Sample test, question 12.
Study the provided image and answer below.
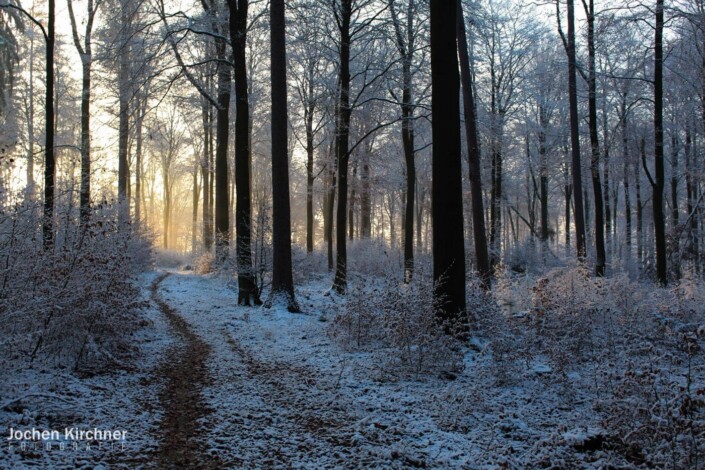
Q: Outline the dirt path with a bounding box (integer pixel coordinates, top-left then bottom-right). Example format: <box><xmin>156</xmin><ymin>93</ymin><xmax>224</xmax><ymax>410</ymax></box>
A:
<box><xmin>150</xmin><ymin>273</ymin><xmax>221</xmax><ymax>468</ymax></box>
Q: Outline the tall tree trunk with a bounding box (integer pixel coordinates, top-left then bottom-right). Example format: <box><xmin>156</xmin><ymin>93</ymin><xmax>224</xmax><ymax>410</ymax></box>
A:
<box><xmin>457</xmin><ymin>0</ymin><xmax>490</xmax><ymax>288</ymax></box>
<box><xmin>134</xmin><ymin>92</ymin><xmax>146</xmax><ymax>223</ymax></box>
<box><xmin>42</xmin><ymin>0</ymin><xmax>56</xmax><ymax>250</ymax></box>
<box><xmin>391</xmin><ymin>0</ymin><xmax>417</xmax><ymax>283</ymax></box>
<box><xmin>622</xmin><ymin>96</ymin><xmax>632</xmax><ymax>255</ymax></box>
<box><xmin>229</xmin><ymin>0</ymin><xmax>260</xmax><ymax>304</ymax></box>
<box><xmin>192</xmin><ymin>160</ymin><xmax>199</xmax><ymax>253</ymax></box>
<box><xmin>26</xmin><ymin>32</ymin><xmax>35</xmax><ymax>196</ymax></box>
<box><xmin>268</xmin><ymin>0</ymin><xmax>299</xmax><ymax>311</ymax></box>
<box><xmin>562</xmin><ymin>0</ymin><xmax>587</xmax><ymax>260</ymax></box>
<box><xmin>670</xmin><ymin>130</ymin><xmax>680</xmax><ymax>278</ymax></box>
<box><xmin>305</xmin><ymin>69</ymin><xmax>315</xmax><ymax>253</ymax></box>
<box><xmin>202</xmin><ymin>98</ymin><xmax>214</xmax><ymax>251</ymax></box>
<box><xmin>685</xmin><ymin>128</ymin><xmax>698</xmax><ymax>267</ymax></box>
<box><xmin>653</xmin><ymin>0</ymin><xmax>667</xmax><ymax>285</ymax></box>
<box><xmin>214</xmin><ymin>37</ymin><xmax>231</xmax><ymax>261</ymax></box>
<box><xmin>78</xmin><ymin>60</ymin><xmax>91</xmax><ymax>223</ymax></box>
<box><xmin>68</xmin><ymin>0</ymin><xmax>97</xmax><ymax>225</ymax></box>
<box><xmin>332</xmin><ymin>0</ymin><xmax>352</xmax><ymax>295</ymax></box>
<box><xmin>348</xmin><ymin>164</ymin><xmax>356</xmax><ymax>241</ymax></box>
<box><xmin>584</xmin><ymin>0</ymin><xmax>606</xmax><ymax>276</ymax></box>
<box><xmin>360</xmin><ymin>152</ymin><xmax>371</xmax><ymax>237</ymax></box>
<box><xmin>637</xmin><ymin>138</ymin><xmax>645</xmax><ymax>266</ymax></box>
<box><xmin>431</xmin><ymin>0</ymin><xmax>466</xmax><ymax>332</ymax></box>
<box><xmin>117</xmin><ymin>0</ymin><xmax>130</xmax><ymax>227</ymax></box>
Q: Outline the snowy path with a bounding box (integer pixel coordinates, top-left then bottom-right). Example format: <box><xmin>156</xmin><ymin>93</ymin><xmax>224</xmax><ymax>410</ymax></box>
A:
<box><xmin>151</xmin><ymin>271</ymin><xmax>595</xmax><ymax>468</ymax></box>
<box><xmin>154</xmin><ymin>272</ymin><xmax>400</xmax><ymax>467</ymax></box>
<box><xmin>149</xmin><ymin>273</ymin><xmax>221</xmax><ymax>468</ymax></box>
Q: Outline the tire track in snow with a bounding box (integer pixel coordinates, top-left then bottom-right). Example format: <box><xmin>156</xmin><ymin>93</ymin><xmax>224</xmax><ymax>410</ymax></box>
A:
<box><xmin>150</xmin><ymin>273</ymin><xmax>221</xmax><ymax>468</ymax></box>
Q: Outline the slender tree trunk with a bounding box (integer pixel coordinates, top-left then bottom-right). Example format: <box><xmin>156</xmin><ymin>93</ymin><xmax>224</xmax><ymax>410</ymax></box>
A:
<box><xmin>305</xmin><ymin>72</ymin><xmax>315</xmax><ymax>253</ymax></box>
<box><xmin>585</xmin><ymin>0</ymin><xmax>606</xmax><ymax>276</ymax></box>
<box><xmin>457</xmin><ymin>0</ymin><xmax>490</xmax><ymax>288</ymax></box>
<box><xmin>202</xmin><ymin>98</ymin><xmax>214</xmax><ymax>251</ymax></box>
<box><xmin>653</xmin><ymin>0</ymin><xmax>667</xmax><ymax>285</ymax></box>
<box><xmin>78</xmin><ymin>61</ymin><xmax>91</xmax><ymax>223</ymax></box>
<box><xmin>564</xmin><ymin>0</ymin><xmax>587</xmax><ymax>260</ymax></box>
<box><xmin>268</xmin><ymin>0</ymin><xmax>299</xmax><ymax>311</ymax></box>
<box><xmin>214</xmin><ymin>37</ymin><xmax>231</xmax><ymax>261</ymax></box>
<box><xmin>685</xmin><ymin>128</ymin><xmax>698</xmax><ymax>267</ymax></box>
<box><xmin>26</xmin><ymin>33</ymin><xmax>35</xmax><ymax>196</ymax></box>
<box><xmin>42</xmin><ymin>0</ymin><xmax>56</xmax><ymax>250</ymax></box>
<box><xmin>360</xmin><ymin>153</ymin><xmax>371</xmax><ymax>238</ymax></box>
<box><xmin>671</xmin><ymin>130</ymin><xmax>680</xmax><ymax>278</ymax></box>
<box><xmin>431</xmin><ymin>0</ymin><xmax>466</xmax><ymax>332</ymax></box>
<box><xmin>332</xmin><ymin>0</ymin><xmax>352</xmax><ymax>295</ymax></box>
<box><xmin>637</xmin><ymin>138</ymin><xmax>645</xmax><ymax>266</ymax></box>
<box><xmin>229</xmin><ymin>0</ymin><xmax>260</xmax><ymax>304</ymax></box>
<box><xmin>117</xmin><ymin>0</ymin><xmax>130</xmax><ymax>227</ymax></box>
<box><xmin>192</xmin><ymin>160</ymin><xmax>199</xmax><ymax>253</ymax></box>
<box><xmin>134</xmin><ymin>97</ymin><xmax>145</xmax><ymax>223</ymax></box>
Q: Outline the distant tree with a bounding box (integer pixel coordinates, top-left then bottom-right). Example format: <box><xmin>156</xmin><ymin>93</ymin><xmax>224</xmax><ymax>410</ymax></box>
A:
<box><xmin>67</xmin><ymin>0</ymin><xmax>102</xmax><ymax>224</ymax></box>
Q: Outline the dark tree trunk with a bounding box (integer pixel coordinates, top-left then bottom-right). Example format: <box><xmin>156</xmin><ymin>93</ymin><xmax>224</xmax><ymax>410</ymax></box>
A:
<box><xmin>670</xmin><ymin>131</ymin><xmax>680</xmax><ymax>278</ymax></box>
<box><xmin>305</xmin><ymin>68</ymin><xmax>315</xmax><ymax>253</ymax></box>
<box><xmin>348</xmin><ymin>164</ymin><xmax>356</xmax><ymax>241</ymax></box>
<box><xmin>79</xmin><ymin>61</ymin><xmax>91</xmax><ymax>224</ymax></box>
<box><xmin>621</xmin><ymin>97</ymin><xmax>632</xmax><ymax>253</ymax></box>
<box><xmin>431</xmin><ymin>0</ymin><xmax>466</xmax><ymax>332</ymax></box>
<box><xmin>214</xmin><ymin>38</ymin><xmax>231</xmax><ymax>261</ymax></box>
<box><xmin>637</xmin><ymin>138</ymin><xmax>645</xmax><ymax>266</ymax></box>
<box><xmin>192</xmin><ymin>161</ymin><xmax>199</xmax><ymax>252</ymax></box>
<box><xmin>202</xmin><ymin>98</ymin><xmax>214</xmax><ymax>251</ymax></box>
<box><xmin>584</xmin><ymin>0</ymin><xmax>606</xmax><ymax>276</ymax></box>
<box><xmin>332</xmin><ymin>0</ymin><xmax>352</xmax><ymax>295</ymax></box>
<box><xmin>564</xmin><ymin>0</ymin><xmax>587</xmax><ymax>261</ymax></box>
<box><xmin>391</xmin><ymin>0</ymin><xmax>417</xmax><ymax>283</ymax></box>
<box><xmin>229</xmin><ymin>0</ymin><xmax>260</xmax><ymax>304</ymax></box>
<box><xmin>653</xmin><ymin>0</ymin><xmax>667</xmax><ymax>285</ymax></box>
<box><xmin>457</xmin><ymin>0</ymin><xmax>490</xmax><ymax>289</ymax></box>
<box><xmin>134</xmin><ymin>95</ymin><xmax>146</xmax><ymax>223</ymax></box>
<box><xmin>42</xmin><ymin>0</ymin><xmax>56</xmax><ymax>250</ymax></box>
<box><xmin>360</xmin><ymin>153</ymin><xmax>371</xmax><ymax>238</ymax></box>
<box><xmin>685</xmin><ymin>128</ymin><xmax>698</xmax><ymax>266</ymax></box>
<box><xmin>117</xmin><ymin>2</ymin><xmax>130</xmax><ymax>227</ymax></box>
<box><xmin>268</xmin><ymin>0</ymin><xmax>299</xmax><ymax>312</ymax></box>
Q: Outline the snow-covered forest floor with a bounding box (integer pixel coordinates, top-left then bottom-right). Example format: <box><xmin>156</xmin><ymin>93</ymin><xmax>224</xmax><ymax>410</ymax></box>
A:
<box><xmin>2</xmin><ymin>257</ymin><xmax>704</xmax><ymax>468</ymax></box>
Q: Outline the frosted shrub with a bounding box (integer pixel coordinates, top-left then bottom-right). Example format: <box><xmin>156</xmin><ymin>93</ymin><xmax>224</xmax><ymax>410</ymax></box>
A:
<box><xmin>329</xmin><ymin>271</ymin><xmax>464</xmax><ymax>379</ymax></box>
<box><xmin>0</xmin><ymin>200</ymin><xmax>151</xmax><ymax>371</ymax></box>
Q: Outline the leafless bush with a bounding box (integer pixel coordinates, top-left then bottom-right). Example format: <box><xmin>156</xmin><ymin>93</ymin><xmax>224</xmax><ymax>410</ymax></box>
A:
<box><xmin>488</xmin><ymin>266</ymin><xmax>705</xmax><ymax>466</ymax></box>
<box><xmin>194</xmin><ymin>252</ymin><xmax>216</xmax><ymax>274</ymax></box>
<box><xmin>329</xmin><ymin>268</ymin><xmax>465</xmax><ymax>379</ymax></box>
<box><xmin>0</xmin><ymin>199</ymin><xmax>152</xmax><ymax>372</ymax></box>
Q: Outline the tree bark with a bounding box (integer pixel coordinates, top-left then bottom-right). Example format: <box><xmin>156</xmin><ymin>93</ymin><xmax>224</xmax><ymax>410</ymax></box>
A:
<box><xmin>653</xmin><ymin>0</ymin><xmax>667</xmax><ymax>284</ymax></box>
<box><xmin>457</xmin><ymin>0</ymin><xmax>490</xmax><ymax>289</ymax></box>
<box><xmin>228</xmin><ymin>0</ymin><xmax>260</xmax><ymax>304</ymax></box>
<box><xmin>431</xmin><ymin>0</ymin><xmax>466</xmax><ymax>332</ymax></box>
<box><xmin>268</xmin><ymin>0</ymin><xmax>299</xmax><ymax>311</ymax></box>
<box><xmin>42</xmin><ymin>0</ymin><xmax>56</xmax><ymax>250</ymax></box>
<box><xmin>332</xmin><ymin>0</ymin><xmax>352</xmax><ymax>295</ymax></box>
<box><xmin>563</xmin><ymin>0</ymin><xmax>587</xmax><ymax>261</ymax></box>
<box><xmin>584</xmin><ymin>0</ymin><xmax>606</xmax><ymax>276</ymax></box>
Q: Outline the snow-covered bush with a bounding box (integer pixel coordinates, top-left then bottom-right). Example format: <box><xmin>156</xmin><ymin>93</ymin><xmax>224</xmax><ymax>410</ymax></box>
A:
<box><xmin>0</xmin><ymin>199</ymin><xmax>151</xmax><ymax>371</ymax></box>
<box><xmin>329</xmin><ymin>270</ymin><xmax>464</xmax><ymax>379</ymax></box>
<box><xmin>487</xmin><ymin>266</ymin><xmax>705</xmax><ymax>466</ymax></box>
